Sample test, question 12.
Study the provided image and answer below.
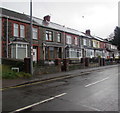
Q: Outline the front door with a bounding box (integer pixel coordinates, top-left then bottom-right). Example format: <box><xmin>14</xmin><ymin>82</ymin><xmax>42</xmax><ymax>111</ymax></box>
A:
<box><xmin>33</xmin><ymin>48</ymin><xmax>37</xmax><ymax>62</ymax></box>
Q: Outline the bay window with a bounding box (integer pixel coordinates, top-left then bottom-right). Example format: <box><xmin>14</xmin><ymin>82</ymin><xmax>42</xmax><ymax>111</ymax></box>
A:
<box><xmin>45</xmin><ymin>47</ymin><xmax>54</xmax><ymax>60</ymax></box>
<box><xmin>68</xmin><ymin>48</ymin><xmax>81</xmax><ymax>58</ymax></box>
<box><xmin>11</xmin><ymin>43</ymin><xmax>28</xmax><ymax>60</ymax></box>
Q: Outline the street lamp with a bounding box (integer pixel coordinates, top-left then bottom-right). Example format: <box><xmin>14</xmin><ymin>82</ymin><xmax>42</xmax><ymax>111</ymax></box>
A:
<box><xmin>63</xmin><ymin>25</ymin><xmax>66</xmax><ymax>59</ymax></box>
<box><xmin>30</xmin><ymin>0</ymin><xmax>33</xmax><ymax>75</ymax></box>
<box><xmin>6</xmin><ymin>16</ymin><xmax>9</xmax><ymax>58</ymax></box>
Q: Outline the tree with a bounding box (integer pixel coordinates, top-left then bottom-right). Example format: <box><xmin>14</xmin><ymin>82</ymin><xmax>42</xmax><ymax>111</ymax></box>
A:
<box><xmin>110</xmin><ymin>26</ymin><xmax>120</xmax><ymax>50</ymax></box>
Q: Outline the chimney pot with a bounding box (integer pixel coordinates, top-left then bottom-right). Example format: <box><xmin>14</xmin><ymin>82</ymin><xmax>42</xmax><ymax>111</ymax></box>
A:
<box><xmin>85</xmin><ymin>29</ymin><xmax>91</xmax><ymax>35</ymax></box>
<box><xmin>43</xmin><ymin>15</ymin><xmax>50</xmax><ymax>22</ymax></box>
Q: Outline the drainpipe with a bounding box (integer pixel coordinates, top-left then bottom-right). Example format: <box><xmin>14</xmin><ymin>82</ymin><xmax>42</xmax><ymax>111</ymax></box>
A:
<box><xmin>6</xmin><ymin>16</ymin><xmax>9</xmax><ymax>58</ymax></box>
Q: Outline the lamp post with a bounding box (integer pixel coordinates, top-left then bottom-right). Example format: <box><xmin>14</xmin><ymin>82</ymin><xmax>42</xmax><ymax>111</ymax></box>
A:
<box><xmin>63</xmin><ymin>25</ymin><xmax>66</xmax><ymax>59</ymax></box>
<box><xmin>6</xmin><ymin>16</ymin><xmax>9</xmax><ymax>58</ymax></box>
<box><xmin>30</xmin><ymin>0</ymin><xmax>33</xmax><ymax>75</ymax></box>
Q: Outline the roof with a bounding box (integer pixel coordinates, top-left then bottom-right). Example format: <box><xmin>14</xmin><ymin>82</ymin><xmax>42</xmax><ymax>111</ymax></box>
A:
<box><xmin>33</xmin><ymin>17</ymin><xmax>84</xmax><ymax>36</ymax></box>
<box><xmin>80</xmin><ymin>32</ymin><xmax>93</xmax><ymax>39</ymax></box>
<box><xmin>1</xmin><ymin>8</ymin><xmax>30</xmax><ymax>21</ymax></box>
<box><xmin>1</xmin><ymin>7</ymin><xmax>108</xmax><ymax>42</ymax></box>
<box><xmin>0</xmin><ymin>7</ymin><xmax>37</xmax><ymax>24</ymax></box>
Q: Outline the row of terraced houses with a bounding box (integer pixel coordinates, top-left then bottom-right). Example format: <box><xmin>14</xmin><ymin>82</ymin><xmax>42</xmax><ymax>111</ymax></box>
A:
<box><xmin>1</xmin><ymin>8</ymin><xmax>119</xmax><ymax>64</ymax></box>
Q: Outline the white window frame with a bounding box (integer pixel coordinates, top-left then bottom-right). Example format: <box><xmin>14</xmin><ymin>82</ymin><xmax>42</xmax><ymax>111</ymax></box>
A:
<box><xmin>66</xmin><ymin>35</ymin><xmax>72</xmax><ymax>44</ymax></box>
<box><xmin>89</xmin><ymin>40</ymin><xmax>91</xmax><ymax>47</ymax></box>
<box><xmin>83</xmin><ymin>38</ymin><xmax>87</xmax><ymax>46</ymax></box>
<box><xmin>20</xmin><ymin>25</ymin><xmax>25</xmax><ymax>38</ymax></box>
<box><xmin>14</xmin><ymin>23</ymin><xmax>19</xmax><ymax>37</ymax></box>
<box><xmin>75</xmin><ymin>37</ymin><xmax>78</xmax><ymax>45</ymax></box>
<box><xmin>11</xmin><ymin>43</ymin><xmax>28</xmax><ymax>59</ymax></box>
<box><xmin>57</xmin><ymin>33</ymin><xmax>61</xmax><ymax>43</ymax></box>
<box><xmin>46</xmin><ymin>30</ymin><xmax>53</xmax><ymax>41</ymax></box>
<box><xmin>33</xmin><ymin>27</ymin><xmax>38</xmax><ymax>39</ymax></box>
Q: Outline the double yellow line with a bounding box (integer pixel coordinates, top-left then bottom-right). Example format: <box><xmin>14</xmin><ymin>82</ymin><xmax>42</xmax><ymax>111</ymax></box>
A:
<box><xmin>0</xmin><ymin>72</ymin><xmax>91</xmax><ymax>91</ymax></box>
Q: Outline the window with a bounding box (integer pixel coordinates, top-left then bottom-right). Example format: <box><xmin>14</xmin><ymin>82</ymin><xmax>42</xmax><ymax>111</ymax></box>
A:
<box><xmin>74</xmin><ymin>37</ymin><xmax>78</xmax><ymax>45</ymax></box>
<box><xmin>33</xmin><ymin>28</ymin><xmax>38</xmax><ymax>39</ymax></box>
<box><xmin>66</xmin><ymin>35</ymin><xmax>72</xmax><ymax>44</ymax></box>
<box><xmin>93</xmin><ymin>40</ymin><xmax>96</xmax><ymax>47</ymax></box>
<box><xmin>86</xmin><ymin>49</ymin><xmax>94</xmax><ymax>58</ymax></box>
<box><xmin>46</xmin><ymin>31</ymin><xmax>53</xmax><ymax>41</ymax></box>
<box><xmin>89</xmin><ymin>40</ymin><xmax>91</xmax><ymax>47</ymax></box>
<box><xmin>49</xmin><ymin>47</ymin><xmax>54</xmax><ymax>59</ymax></box>
<box><xmin>14</xmin><ymin>23</ymin><xmax>18</xmax><ymax>37</ymax></box>
<box><xmin>20</xmin><ymin>25</ymin><xmax>25</xmax><ymax>38</ymax></box>
<box><xmin>57</xmin><ymin>33</ymin><xmax>61</xmax><ymax>43</ymax></box>
<box><xmin>68</xmin><ymin>48</ymin><xmax>81</xmax><ymax>58</ymax></box>
<box><xmin>11</xmin><ymin>43</ymin><xmax>28</xmax><ymax>59</ymax></box>
<box><xmin>45</xmin><ymin>47</ymin><xmax>54</xmax><ymax>60</ymax></box>
<box><xmin>83</xmin><ymin>38</ymin><xmax>87</xmax><ymax>46</ymax></box>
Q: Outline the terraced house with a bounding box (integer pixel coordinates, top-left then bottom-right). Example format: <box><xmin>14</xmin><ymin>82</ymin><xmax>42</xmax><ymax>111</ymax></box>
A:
<box><xmin>1</xmin><ymin>8</ymin><xmax>118</xmax><ymax>64</ymax></box>
<box><xmin>33</xmin><ymin>16</ymin><xmax>83</xmax><ymax>62</ymax></box>
<box><xmin>1</xmin><ymin>8</ymin><xmax>40</xmax><ymax>62</ymax></box>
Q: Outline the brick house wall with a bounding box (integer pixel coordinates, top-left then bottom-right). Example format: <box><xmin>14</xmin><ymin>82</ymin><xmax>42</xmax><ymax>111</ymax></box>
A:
<box><xmin>2</xmin><ymin>17</ymin><xmax>40</xmax><ymax>62</ymax></box>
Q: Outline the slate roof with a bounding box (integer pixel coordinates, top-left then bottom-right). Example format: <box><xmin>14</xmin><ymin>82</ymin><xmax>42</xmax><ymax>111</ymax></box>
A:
<box><xmin>1</xmin><ymin>7</ymin><xmax>107</xmax><ymax>42</ymax></box>
<box><xmin>33</xmin><ymin>17</ymin><xmax>84</xmax><ymax>36</ymax></box>
<box><xmin>1</xmin><ymin>8</ymin><xmax>29</xmax><ymax>20</ymax></box>
<box><xmin>0</xmin><ymin>7</ymin><xmax>37</xmax><ymax>24</ymax></box>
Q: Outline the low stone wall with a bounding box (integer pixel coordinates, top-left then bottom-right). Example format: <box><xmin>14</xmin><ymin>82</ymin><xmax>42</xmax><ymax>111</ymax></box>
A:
<box><xmin>33</xmin><ymin>65</ymin><xmax>61</xmax><ymax>75</ymax></box>
<box><xmin>89</xmin><ymin>63</ymin><xmax>99</xmax><ymax>68</ymax></box>
<box><xmin>69</xmin><ymin>63</ymin><xmax>84</xmax><ymax>71</ymax></box>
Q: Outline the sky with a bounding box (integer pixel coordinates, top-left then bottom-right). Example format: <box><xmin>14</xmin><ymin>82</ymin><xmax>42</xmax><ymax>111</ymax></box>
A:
<box><xmin>0</xmin><ymin>0</ymin><xmax>119</xmax><ymax>39</ymax></box>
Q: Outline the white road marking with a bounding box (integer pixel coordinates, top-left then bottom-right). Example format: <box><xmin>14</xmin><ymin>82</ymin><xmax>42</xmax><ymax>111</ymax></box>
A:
<box><xmin>85</xmin><ymin>77</ymin><xmax>109</xmax><ymax>88</ymax></box>
<box><xmin>81</xmin><ymin>104</ymin><xmax>101</xmax><ymax>111</ymax></box>
<box><xmin>12</xmin><ymin>93</ymin><xmax>67</xmax><ymax>113</ymax></box>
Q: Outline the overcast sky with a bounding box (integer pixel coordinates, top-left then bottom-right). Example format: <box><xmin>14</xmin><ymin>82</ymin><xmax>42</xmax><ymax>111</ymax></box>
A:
<box><xmin>0</xmin><ymin>0</ymin><xmax>119</xmax><ymax>38</ymax></box>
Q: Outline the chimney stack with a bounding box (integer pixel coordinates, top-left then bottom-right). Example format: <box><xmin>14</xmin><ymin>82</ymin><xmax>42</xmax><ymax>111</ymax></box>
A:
<box><xmin>85</xmin><ymin>29</ymin><xmax>91</xmax><ymax>36</ymax></box>
<box><xmin>43</xmin><ymin>15</ymin><xmax>50</xmax><ymax>22</ymax></box>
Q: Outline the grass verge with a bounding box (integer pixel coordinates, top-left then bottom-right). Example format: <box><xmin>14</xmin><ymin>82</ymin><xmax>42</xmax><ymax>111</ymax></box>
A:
<box><xmin>1</xmin><ymin>65</ymin><xmax>31</xmax><ymax>79</ymax></box>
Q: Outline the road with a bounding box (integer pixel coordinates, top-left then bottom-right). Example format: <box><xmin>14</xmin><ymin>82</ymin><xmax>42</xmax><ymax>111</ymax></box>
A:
<box><xmin>2</xmin><ymin>65</ymin><xmax>118</xmax><ymax>112</ymax></box>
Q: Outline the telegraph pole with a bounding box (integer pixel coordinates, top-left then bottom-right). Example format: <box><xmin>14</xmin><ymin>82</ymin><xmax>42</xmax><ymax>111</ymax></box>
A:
<box><xmin>30</xmin><ymin>0</ymin><xmax>33</xmax><ymax>75</ymax></box>
<box><xmin>6</xmin><ymin>16</ymin><xmax>9</xmax><ymax>58</ymax></box>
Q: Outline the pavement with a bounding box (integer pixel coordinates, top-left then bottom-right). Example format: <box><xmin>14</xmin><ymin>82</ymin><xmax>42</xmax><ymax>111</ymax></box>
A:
<box><xmin>2</xmin><ymin>64</ymin><xmax>119</xmax><ymax>89</ymax></box>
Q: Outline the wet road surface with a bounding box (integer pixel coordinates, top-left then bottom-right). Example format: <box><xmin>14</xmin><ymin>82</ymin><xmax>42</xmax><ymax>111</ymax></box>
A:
<box><xmin>2</xmin><ymin>65</ymin><xmax>118</xmax><ymax>112</ymax></box>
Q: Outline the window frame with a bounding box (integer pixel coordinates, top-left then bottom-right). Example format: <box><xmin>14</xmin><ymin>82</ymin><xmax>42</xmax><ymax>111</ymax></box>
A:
<box><xmin>11</xmin><ymin>43</ymin><xmax>28</xmax><ymax>59</ymax></box>
<box><xmin>13</xmin><ymin>23</ymin><xmax>19</xmax><ymax>37</ymax></box>
<box><xmin>46</xmin><ymin>30</ymin><xmax>53</xmax><ymax>41</ymax></box>
<box><xmin>33</xmin><ymin>27</ymin><xmax>38</xmax><ymax>39</ymax></box>
<box><xmin>57</xmin><ymin>33</ymin><xmax>61</xmax><ymax>43</ymax></box>
<box><xmin>20</xmin><ymin>25</ymin><xmax>25</xmax><ymax>38</ymax></box>
<box><xmin>74</xmin><ymin>37</ymin><xmax>78</xmax><ymax>45</ymax></box>
<box><xmin>66</xmin><ymin>35</ymin><xmax>72</xmax><ymax>44</ymax></box>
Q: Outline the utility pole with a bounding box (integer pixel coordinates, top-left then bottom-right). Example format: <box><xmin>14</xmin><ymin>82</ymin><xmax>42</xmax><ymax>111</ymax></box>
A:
<box><xmin>6</xmin><ymin>16</ymin><xmax>8</xmax><ymax>58</ymax></box>
<box><xmin>63</xmin><ymin>25</ymin><xmax>66</xmax><ymax>59</ymax></box>
<box><xmin>30</xmin><ymin>0</ymin><xmax>33</xmax><ymax>75</ymax></box>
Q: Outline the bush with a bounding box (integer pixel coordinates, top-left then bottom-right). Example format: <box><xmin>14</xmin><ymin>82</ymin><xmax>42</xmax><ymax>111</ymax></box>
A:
<box><xmin>2</xmin><ymin>58</ymin><xmax>24</xmax><ymax>71</ymax></box>
<box><xmin>2</xmin><ymin>65</ymin><xmax>32</xmax><ymax>79</ymax></box>
<box><xmin>2</xmin><ymin>65</ymin><xmax>17</xmax><ymax>79</ymax></box>
<box><xmin>16</xmin><ymin>72</ymin><xmax>32</xmax><ymax>78</ymax></box>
